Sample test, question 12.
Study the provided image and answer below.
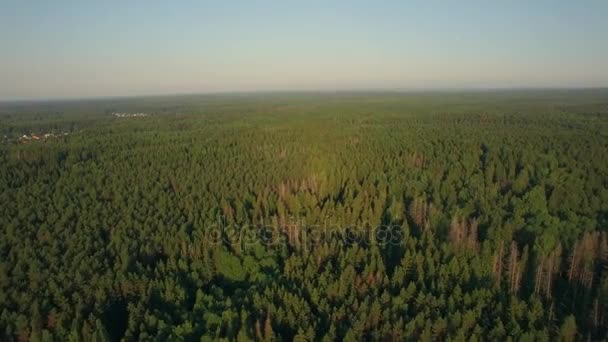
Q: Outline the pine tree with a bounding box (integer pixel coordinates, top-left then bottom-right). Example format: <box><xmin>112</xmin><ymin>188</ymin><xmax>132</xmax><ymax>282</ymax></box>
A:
<box><xmin>559</xmin><ymin>315</ymin><xmax>576</xmax><ymax>342</ymax></box>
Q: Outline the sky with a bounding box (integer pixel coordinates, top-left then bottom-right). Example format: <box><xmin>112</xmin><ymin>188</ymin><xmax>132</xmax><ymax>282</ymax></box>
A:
<box><xmin>1</xmin><ymin>0</ymin><xmax>607</xmax><ymax>100</ymax></box>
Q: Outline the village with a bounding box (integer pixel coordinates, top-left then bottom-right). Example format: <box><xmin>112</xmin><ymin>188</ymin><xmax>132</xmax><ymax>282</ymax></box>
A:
<box><xmin>12</xmin><ymin>132</ymin><xmax>70</xmax><ymax>144</ymax></box>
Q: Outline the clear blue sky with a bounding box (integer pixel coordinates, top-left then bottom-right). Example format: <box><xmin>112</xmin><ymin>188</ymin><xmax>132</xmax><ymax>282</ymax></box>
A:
<box><xmin>1</xmin><ymin>0</ymin><xmax>607</xmax><ymax>100</ymax></box>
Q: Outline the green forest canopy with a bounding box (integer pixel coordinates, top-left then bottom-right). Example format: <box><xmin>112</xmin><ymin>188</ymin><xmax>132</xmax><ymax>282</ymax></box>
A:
<box><xmin>0</xmin><ymin>90</ymin><xmax>607</xmax><ymax>341</ymax></box>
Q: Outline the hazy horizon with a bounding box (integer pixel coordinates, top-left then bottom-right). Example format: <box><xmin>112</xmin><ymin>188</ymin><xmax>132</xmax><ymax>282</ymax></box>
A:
<box><xmin>2</xmin><ymin>1</ymin><xmax>608</xmax><ymax>101</ymax></box>
<box><xmin>3</xmin><ymin>87</ymin><xmax>608</xmax><ymax>105</ymax></box>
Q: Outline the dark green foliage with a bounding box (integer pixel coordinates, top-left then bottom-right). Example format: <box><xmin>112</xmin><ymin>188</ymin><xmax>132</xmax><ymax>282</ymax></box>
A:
<box><xmin>0</xmin><ymin>91</ymin><xmax>607</xmax><ymax>340</ymax></box>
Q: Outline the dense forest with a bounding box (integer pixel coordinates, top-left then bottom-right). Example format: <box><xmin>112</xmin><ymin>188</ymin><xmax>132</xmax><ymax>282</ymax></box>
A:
<box><xmin>1</xmin><ymin>91</ymin><xmax>607</xmax><ymax>341</ymax></box>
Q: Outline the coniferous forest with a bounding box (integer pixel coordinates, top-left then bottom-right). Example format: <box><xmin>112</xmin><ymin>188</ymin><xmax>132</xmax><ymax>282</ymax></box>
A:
<box><xmin>1</xmin><ymin>91</ymin><xmax>607</xmax><ymax>341</ymax></box>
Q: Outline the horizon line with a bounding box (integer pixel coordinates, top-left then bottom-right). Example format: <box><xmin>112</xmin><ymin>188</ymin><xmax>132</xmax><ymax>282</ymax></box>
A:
<box><xmin>2</xmin><ymin>86</ymin><xmax>607</xmax><ymax>104</ymax></box>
